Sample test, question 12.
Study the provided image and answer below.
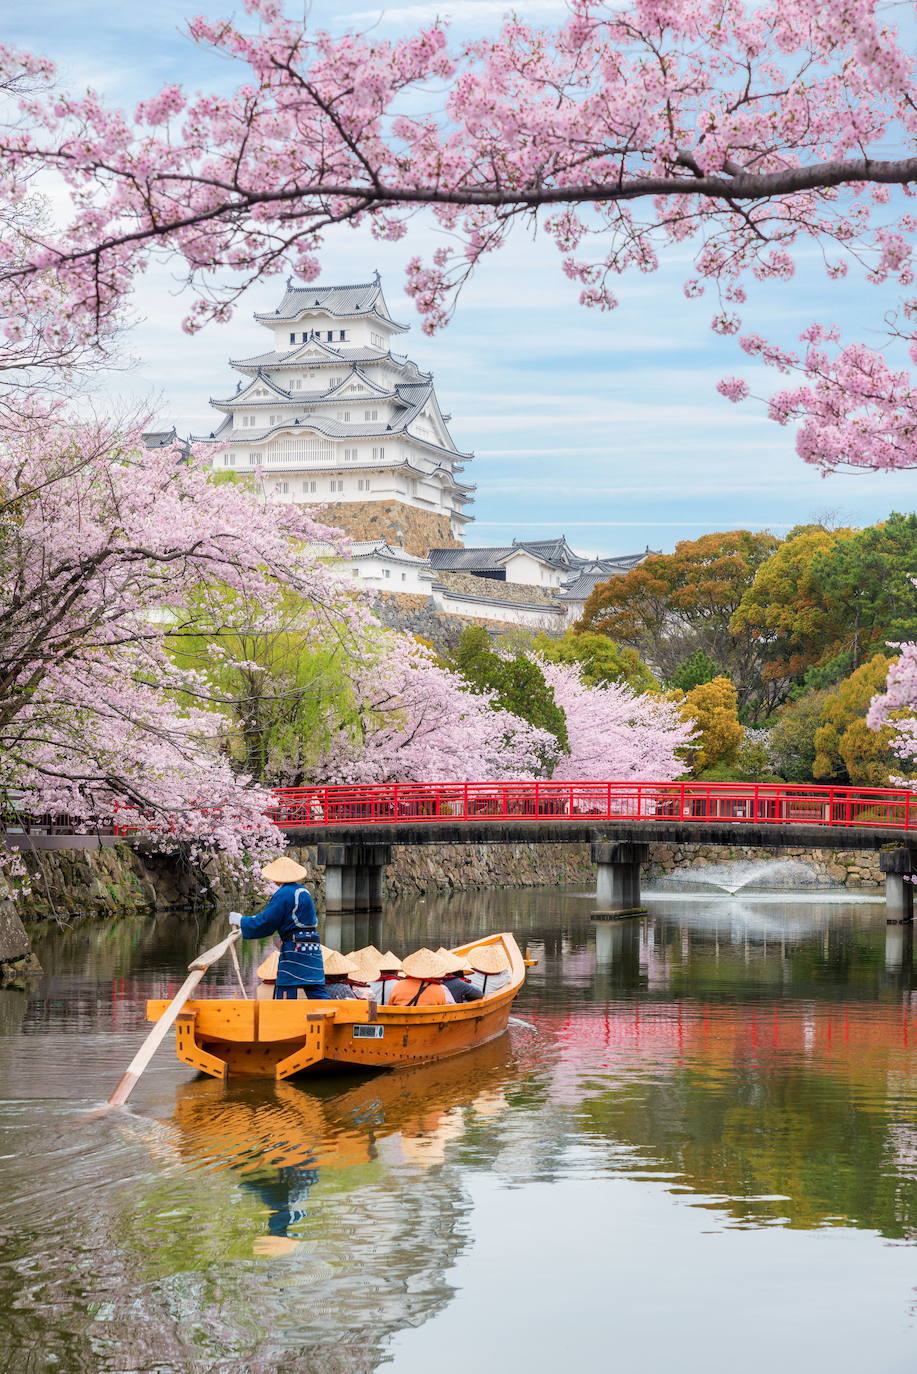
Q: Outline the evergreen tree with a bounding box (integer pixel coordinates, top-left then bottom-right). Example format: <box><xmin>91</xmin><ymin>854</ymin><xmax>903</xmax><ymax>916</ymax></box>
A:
<box><xmin>448</xmin><ymin>627</ymin><xmax>568</xmax><ymax>755</ymax></box>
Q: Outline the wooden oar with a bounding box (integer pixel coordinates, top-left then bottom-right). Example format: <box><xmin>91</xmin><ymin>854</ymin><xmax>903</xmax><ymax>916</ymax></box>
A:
<box><xmin>106</xmin><ymin>929</ymin><xmax>242</xmax><ymax>1110</ymax></box>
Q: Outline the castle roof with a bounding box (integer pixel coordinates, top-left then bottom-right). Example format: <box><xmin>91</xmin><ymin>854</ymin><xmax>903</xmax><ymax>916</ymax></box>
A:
<box><xmin>255</xmin><ymin>277</ymin><xmax>409</xmax><ymax>332</ymax></box>
<box><xmin>348</xmin><ymin>541</ymin><xmax>433</xmax><ymax>567</ymax></box>
<box><xmin>429</xmin><ymin>542</ymin><xmax>656</xmax><ymax>579</ymax></box>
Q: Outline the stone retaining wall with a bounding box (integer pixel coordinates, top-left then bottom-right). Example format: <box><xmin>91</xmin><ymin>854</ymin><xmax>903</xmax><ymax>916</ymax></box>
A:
<box><xmin>646</xmin><ymin>841</ymin><xmax>883</xmax><ymax>888</ymax></box>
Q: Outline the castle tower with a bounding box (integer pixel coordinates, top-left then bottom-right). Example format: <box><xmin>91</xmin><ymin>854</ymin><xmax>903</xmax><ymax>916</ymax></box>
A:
<box><xmin>195</xmin><ymin>274</ymin><xmax>474</xmax><ymax>554</ymax></box>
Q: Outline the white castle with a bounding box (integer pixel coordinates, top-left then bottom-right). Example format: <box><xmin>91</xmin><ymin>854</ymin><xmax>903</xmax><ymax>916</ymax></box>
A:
<box><xmin>194</xmin><ymin>273</ymin><xmax>473</xmax><ymax>551</ymax></box>
<box><xmin>148</xmin><ymin>272</ymin><xmax>657</xmax><ymax>629</ymax></box>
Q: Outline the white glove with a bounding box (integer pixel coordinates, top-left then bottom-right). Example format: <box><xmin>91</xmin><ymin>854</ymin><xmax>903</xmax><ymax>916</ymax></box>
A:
<box><xmin>228</xmin><ymin>911</ymin><xmax>243</xmax><ymax>928</ymax></box>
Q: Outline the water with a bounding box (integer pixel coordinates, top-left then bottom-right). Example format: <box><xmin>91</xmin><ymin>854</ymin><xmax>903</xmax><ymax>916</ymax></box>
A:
<box><xmin>2</xmin><ymin>888</ymin><xmax>917</xmax><ymax>1373</ymax></box>
<box><xmin>658</xmin><ymin>856</ymin><xmax>825</xmax><ymax>893</ymax></box>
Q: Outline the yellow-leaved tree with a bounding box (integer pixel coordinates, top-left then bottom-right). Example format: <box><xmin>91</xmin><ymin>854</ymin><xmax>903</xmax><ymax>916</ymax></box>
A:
<box><xmin>669</xmin><ymin>676</ymin><xmax>744</xmax><ymax>776</ymax></box>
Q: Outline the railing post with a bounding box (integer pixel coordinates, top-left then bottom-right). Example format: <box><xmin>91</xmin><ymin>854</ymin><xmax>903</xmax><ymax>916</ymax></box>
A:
<box><xmin>463</xmin><ymin>782</ymin><xmax>468</xmax><ymax>819</ymax></box>
<box><xmin>752</xmin><ymin>785</ymin><xmax>759</xmax><ymax>823</ymax></box>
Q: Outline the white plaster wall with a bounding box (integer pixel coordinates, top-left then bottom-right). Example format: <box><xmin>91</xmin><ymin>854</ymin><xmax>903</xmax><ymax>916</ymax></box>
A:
<box><xmin>431</xmin><ymin>589</ymin><xmax>565</xmax><ymax>629</ymax></box>
<box><xmin>346</xmin><ymin>557</ymin><xmax>433</xmax><ymax>593</ymax></box>
<box><xmin>501</xmin><ymin>551</ymin><xmax>562</xmax><ymax>587</ymax></box>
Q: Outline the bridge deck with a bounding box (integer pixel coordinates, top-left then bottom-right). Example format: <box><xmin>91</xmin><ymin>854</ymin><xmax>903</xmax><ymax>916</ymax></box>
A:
<box><xmin>284</xmin><ymin>819</ymin><xmax>912</xmax><ymax>851</ymax></box>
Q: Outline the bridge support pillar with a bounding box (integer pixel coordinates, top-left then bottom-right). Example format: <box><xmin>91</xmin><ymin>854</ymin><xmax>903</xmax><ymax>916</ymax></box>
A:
<box><xmin>317</xmin><ymin>843</ymin><xmax>391</xmax><ymax>914</ymax></box>
<box><xmin>591</xmin><ymin>841</ymin><xmax>649</xmax><ymax>918</ymax></box>
<box><xmin>880</xmin><ymin>850</ymin><xmax>917</xmax><ymax>923</ymax></box>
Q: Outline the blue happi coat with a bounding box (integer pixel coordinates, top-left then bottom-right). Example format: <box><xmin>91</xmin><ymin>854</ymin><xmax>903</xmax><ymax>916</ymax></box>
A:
<box><xmin>240</xmin><ymin>883</ymin><xmax>323</xmax><ymax>987</ymax></box>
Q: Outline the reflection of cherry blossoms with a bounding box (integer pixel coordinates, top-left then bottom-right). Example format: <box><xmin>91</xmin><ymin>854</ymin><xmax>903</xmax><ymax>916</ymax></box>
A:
<box><xmin>0</xmin><ymin>415</ymin><xmax>361</xmax><ymax>863</ymax></box>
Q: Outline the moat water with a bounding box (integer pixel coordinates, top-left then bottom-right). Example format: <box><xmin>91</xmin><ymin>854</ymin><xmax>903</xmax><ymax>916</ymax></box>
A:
<box><xmin>1</xmin><ymin>885</ymin><xmax>916</xmax><ymax>1374</ymax></box>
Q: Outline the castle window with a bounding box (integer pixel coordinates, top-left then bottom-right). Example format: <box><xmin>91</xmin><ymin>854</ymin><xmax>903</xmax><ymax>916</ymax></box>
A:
<box><xmin>224</xmin><ymin>454</ymin><xmax>236</xmax><ymax>467</ymax></box>
<box><xmin>372</xmin><ymin>446</ymin><xmax>385</xmax><ymax>460</ymax></box>
<box><xmin>302</xmin><ymin>480</ymin><xmax>316</xmax><ymax>493</ymax></box>
<box><xmin>301</xmin><ymin>332</ymin><xmax>308</xmax><ymax>343</ymax></box>
<box><xmin>289</xmin><ymin>332</ymin><xmax>296</xmax><ymax>344</ymax></box>
<box><xmin>339</xmin><ymin>330</ymin><xmax>347</xmax><ymax>341</ymax></box>
<box><xmin>330</xmin><ymin>479</ymin><xmax>344</xmax><ymax>493</ymax></box>
<box><xmin>358</xmin><ymin>478</ymin><xmax>370</xmax><ymax>491</ymax></box>
<box><xmin>344</xmin><ymin>447</ymin><xmax>357</xmax><ymax>461</ymax></box>
<box><xmin>327</xmin><ymin>331</ymin><xmax>333</xmax><ymax>342</ymax></box>
<box><xmin>275</xmin><ymin>481</ymin><xmax>289</xmax><ymax>495</ymax></box>
<box><xmin>365</xmin><ymin>409</ymin><xmax>378</xmax><ymax>421</ymax></box>
<box><xmin>339</xmin><ymin>411</ymin><xmax>351</xmax><ymax>422</ymax></box>
<box><xmin>250</xmin><ymin>452</ymin><xmax>262</xmax><ymax>465</ymax></box>
<box><xmin>382</xmin><ymin>568</ymin><xmax>390</xmax><ymax>578</ymax></box>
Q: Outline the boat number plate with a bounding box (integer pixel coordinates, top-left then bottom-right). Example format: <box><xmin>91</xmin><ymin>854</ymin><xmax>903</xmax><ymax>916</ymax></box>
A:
<box><xmin>353</xmin><ymin>1025</ymin><xmax>385</xmax><ymax>1039</ymax></box>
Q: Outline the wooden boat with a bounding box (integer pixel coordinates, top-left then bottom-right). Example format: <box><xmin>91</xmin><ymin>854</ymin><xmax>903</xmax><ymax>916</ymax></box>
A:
<box><xmin>146</xmin><ymin>932</ymin><xmax>526</xmax><ymax>1082</ymax></box>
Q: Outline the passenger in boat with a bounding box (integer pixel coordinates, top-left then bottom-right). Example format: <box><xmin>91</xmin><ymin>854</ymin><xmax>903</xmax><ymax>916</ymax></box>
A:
<box><xmin>467</xmin><ymin>945</ymin><xmax>511</xmax><ymax>996</ymax></box>
<box><xmin>228</xmin><ymin>857</ymin><xmax>327</xmax><ymax>1000</ymax></box>
<box><xmin>371</xmin><ymin>951</ymin><xmax>404</xmax><ymax>1005</ymax></box>
<box><xmin>436</xmin><ymin>949</ymin><xmax>483</xmax><ymax>1003</ymax></box>
<box><xmin>387</xmin><ymin>949</ymin><xmax>456</xmax><ymax>1007</ymax></box>
<box><xmin>323</xmin><ymin>948</ymin><xmax>360</xmax><ymax>999</ymax></box>
<box><xmin>345</xmin><ymin>951</ymin><xmax>381</xmax><ymax>1000</ymax></box>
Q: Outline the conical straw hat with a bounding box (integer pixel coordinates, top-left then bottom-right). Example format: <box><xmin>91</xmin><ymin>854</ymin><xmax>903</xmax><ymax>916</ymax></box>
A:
<box><xmin>323</xmin><ymin>949</ymin><xmax>358</xmax><ymax>977</ymax></box>
<box><xmin>401</xmin><ymin>948</ymin><xmax>451</xmax><ymax>980</ymax></box>
<box><xmin>435</xmin><ymin>947</ymin><xmax>467</xmax><ymax>975</ymax></box>
<box><xmin>261</xmin><ymin>856</ymin><xmax>309</xmax><ymax>884</ymax></box>
<box><xmin>378</xmin><ymin>950</ymin><xmax>403</xmax><ymax>972</ymax></box>
<box><xmin>351</xmin><ymin>945</ymin><xmax>383</xmax><ymax>963</ymax></box>
<box><xmin>468</xmin><ymin>944</ymin><xmax>510</xmax><ymax>975</ymax></box>
<box><xmin>256</xmin><ymin>949</ymin><xmax>280</xmax><ymax>980</ymax></box>
<box><xmin>346</xmin><ymin>951</ymin><xmax>381</xmax><ymax>983</ymax></box>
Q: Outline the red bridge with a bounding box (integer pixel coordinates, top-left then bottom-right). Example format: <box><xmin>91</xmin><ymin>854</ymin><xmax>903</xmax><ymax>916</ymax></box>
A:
<box><xmin>14</xmin><ymin>783</ymin><xmax>917</xmax><ymax>919</ymax></box>
<box><xmin>263</xmin><ymin>780</ymin><xmax>916</xmax><ymax>835</ymax></box>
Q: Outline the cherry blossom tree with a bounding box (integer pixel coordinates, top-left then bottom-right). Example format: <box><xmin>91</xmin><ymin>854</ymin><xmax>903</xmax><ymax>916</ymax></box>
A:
<box><xmin>538</xmin><ymin>660</ymin><xmax>694</xmax><ymax>781</ymax></box>
<box><xmin>312</xmin><ymin>632</ymin><xmax>559</xmax><ymax>783</ymax></box>
<box><xmin>1</xmin><ymin>1</ymin><xmax>916</xmax><ymax>467</ymax></box>
<box><xmin>0</xmin><ymin>414</ymin><xmax>364</xmax><ymax>863</ymax></box>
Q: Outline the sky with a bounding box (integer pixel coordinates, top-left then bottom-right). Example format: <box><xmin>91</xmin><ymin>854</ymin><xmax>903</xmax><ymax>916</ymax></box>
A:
<box><xmin>8</xmin><ymin>0</ymin><xmax>917</xmax><ymax>555</ymax></box>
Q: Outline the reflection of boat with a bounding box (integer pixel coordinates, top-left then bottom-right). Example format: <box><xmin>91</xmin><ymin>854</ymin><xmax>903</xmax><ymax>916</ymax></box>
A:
<box><xmin>146</xmin><ymin>933</ymin><xmax>524</xmax><ymax>1081</ymax></box>
<box><xmin>165</xmin><ymin>1035</ymin><xmax>515</xmax><ymax>1174</ymax></box>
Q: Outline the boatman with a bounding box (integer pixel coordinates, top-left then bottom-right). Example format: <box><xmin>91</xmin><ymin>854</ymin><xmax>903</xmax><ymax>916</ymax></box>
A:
<box><xmin>229</xmin><ymin>857</ymin><xmax>327</xmax><ymax>1000</ymax></box>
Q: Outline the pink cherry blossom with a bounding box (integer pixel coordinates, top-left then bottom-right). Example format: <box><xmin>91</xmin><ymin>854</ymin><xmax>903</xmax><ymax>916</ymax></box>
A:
<box><xmin>0</xmin><ymin>3</ymin><xmax>914</xmax><ymax>468</ymax></box>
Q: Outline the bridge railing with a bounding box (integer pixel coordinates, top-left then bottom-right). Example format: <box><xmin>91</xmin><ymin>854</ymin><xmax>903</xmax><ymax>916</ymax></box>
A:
<box><xmin>264</xmin><ymin>781</ymin><xmax>917</xmax><ymax>831</ymax></box>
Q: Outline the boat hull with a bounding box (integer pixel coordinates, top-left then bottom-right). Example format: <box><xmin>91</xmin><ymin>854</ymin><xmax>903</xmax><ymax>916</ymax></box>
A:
<box><xmin>146</xmin><ymin>932</ymin><xmax>524</xmax><ymax>1081</ymax></box>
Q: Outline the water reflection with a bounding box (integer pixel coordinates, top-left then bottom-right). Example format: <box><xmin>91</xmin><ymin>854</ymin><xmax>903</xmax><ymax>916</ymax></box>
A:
<box><xmin>2</xmin><ymin>890</ymin><xmax>917</xmax><ymax>1370</ymax></box>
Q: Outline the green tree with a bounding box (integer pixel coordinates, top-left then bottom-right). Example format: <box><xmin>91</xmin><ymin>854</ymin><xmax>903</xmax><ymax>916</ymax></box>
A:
<box><xmin>769</xmin><ymin>690</ymin><xmax>832</xmax><ymax>783</ymax></box>
<box><xmin>168</xmin><ymin>588</ymin><xmax>363</xmax><ymax>784</ymax></box>
<box><xmin>667</xmin><ymin>649</ymin><xmax>721</xmax><ymax>693</ymax></box>
<box><xmin>731</xmin><ymin>525</ymin><xmax>855</xmax><ymax>680</ymax></box>
<box><xmin>448</xmin><ymin>627</ymin><xmax>568</xmax><ymax>755</ymax></box>
<box><xmin>530</xmin><ymin>629</ymin><xmax>658</xmax><ymax>692</ymax></box>
<box><xmin>812</xmin><ymin>513</ymin><xmax>917</xmax><ymax>668</ymax></box>
<box><xmin>578</xmin><ymin>530</ymin><xmax>781</xmax><ymax>720</ymax></box>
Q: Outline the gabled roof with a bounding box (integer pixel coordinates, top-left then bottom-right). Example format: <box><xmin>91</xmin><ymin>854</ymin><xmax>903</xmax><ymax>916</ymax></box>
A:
<box><xmin>255</xmin><ymin>277</ymin><xmax>409</xmax><ymax>332</ymax></box>
<box><xmin>230</xmin><ymin>346</ymin><xmax>418</xmax><ymax>373</ymax></box>
<box><xmin>142</xmin><ymin>427</ymin><xmax>178</xmax><ymax>449</ymax></box>
<box><xmin>428</xmin><ymin>541</ymin><xmax>656</xmax><ymax>577</ymax></box>
<box><xmin>325</xmin><ymin>366</ymin><xmax>393</xmax><ymax>400</ymax></box>
<box><xmin>348</xmin><ymin>541</ymin><xmax>434</xmax><ymax>568</ymax></box>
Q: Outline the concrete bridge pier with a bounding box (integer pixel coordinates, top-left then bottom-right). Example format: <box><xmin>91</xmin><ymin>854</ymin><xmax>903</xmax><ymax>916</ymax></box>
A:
<box><xmin>591</xmin><ymin>841</ymin><xmax>649</xmax><ymax>918</ymax></box>
<box><xmin>316</xmin><ymin>842</ymin><xmax>391</xmax><ymax>914</ymax></box>
<box><xmin>880</xmin><ymin>849</ymin><xmax>917</xmax><ymax>923</ymax></box>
